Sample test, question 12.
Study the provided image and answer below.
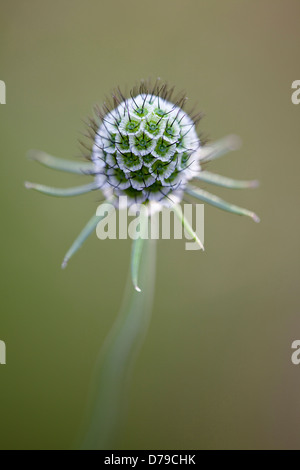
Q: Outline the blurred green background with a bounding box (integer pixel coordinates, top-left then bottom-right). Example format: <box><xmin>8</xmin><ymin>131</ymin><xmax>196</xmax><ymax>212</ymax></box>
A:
<box><xmin>0</xmin><ymin>0</ymin><xmax>300</xmax><ymax>450</ymax></box>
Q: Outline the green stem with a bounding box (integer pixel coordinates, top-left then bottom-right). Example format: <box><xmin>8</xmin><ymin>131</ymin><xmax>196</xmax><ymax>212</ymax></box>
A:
<box><xmin>79</xmin><ymin>238</ymin><xmax>157</xmax><ymax>450</ymax></box>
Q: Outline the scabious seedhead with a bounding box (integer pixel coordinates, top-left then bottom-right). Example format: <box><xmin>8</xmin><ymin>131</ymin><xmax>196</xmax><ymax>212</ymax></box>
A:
<box><xmin>26</xmin><ymin>79</ymin><xmax>259</xmax><ymax>290</ymax></box>
<box><xmin>86</xmin><ymin>82</ymin><xmax>202</xmax><ymax>210</ymax></box>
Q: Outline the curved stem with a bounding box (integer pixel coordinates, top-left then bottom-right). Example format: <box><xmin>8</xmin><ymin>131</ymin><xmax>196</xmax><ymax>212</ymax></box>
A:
<box><xmin>79</xmin><ymin>238</ymin><xmax>157</xmax><ymax>450</ymax></box>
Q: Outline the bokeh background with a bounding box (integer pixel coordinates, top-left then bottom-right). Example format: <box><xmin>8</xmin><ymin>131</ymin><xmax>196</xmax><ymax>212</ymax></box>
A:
<box><xmin>0</xmin><ymin>0</ymin><xmax>300</xmax><ymax>450</ymax></box>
